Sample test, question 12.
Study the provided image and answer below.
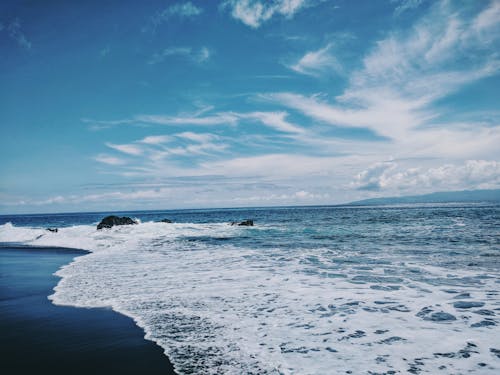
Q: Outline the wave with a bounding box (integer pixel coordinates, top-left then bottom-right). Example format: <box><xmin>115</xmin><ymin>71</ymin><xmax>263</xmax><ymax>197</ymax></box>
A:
<box><xmin>1</xmin><ymin>221</ymin><xmax>499</xmax><ymax>374</ymax></box>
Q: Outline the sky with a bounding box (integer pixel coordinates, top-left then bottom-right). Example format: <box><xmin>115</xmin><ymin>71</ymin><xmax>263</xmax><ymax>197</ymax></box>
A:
<box><xmin>1</xmin><ymin>0</ymin><xmax>500</xmax><ymax>214</ymax></box>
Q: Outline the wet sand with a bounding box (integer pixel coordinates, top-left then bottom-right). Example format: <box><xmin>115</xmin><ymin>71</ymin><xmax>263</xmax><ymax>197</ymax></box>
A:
<box><xmin>0</xmin><ymin>246</ymin><xmax>177</xmax><ymax>374</ymax></box>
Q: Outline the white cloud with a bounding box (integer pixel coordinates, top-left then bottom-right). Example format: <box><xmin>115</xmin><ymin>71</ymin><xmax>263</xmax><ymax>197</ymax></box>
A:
<box><xmin>84</xmin><ymin>109</ymin><xmax>306</xmax><ymax>135</ymax></box>
<box><xmin>392</xmin><ymin>0</ymin><xmax>424</xmax><ymax>16</ymax></box>
<box><xmin>352</xmin><ymin>160</ymin><xmax>500</xmax><ymax>192</ymax></box>
<box><xmin>347</xmin><ymin>1</ymin><xmax>500</xmax><ymax>100</ymax></box>
<box><xmin>266</xmin><ymin>92</ymin><xmax>427</xmax><ymax>139</ymax></box>
<box><xmin>289</xmin><ymin>43</ymin><xmax>343</xmax><ymax>77</ymax></box>
<box><xmin>139</xmin><ymin>135</ymin><xmax>172</xmax><ymax>145</ymax></box>
<box><xmin>136</xmin><ymin>112</ymin><xmax>238</xmax><ymax>126</ymax></box>
<box><xmin>473</xmin><ymin>1</ymin><xmax>500</xmax><ymax>34</ymax></box>
<box><xmin>222</xmin><ymin>0</ymin><xmax>310</xmax><ymax>28</ymax></box>
<box><xmin>167</xmin><ymin>2</ymin><xmax>203</xmax><ymax>17</ymax></box>
<box><xmin>133</xmin><ymin>111</ymin><xmax>303</xmax><ymax>133</ymax></box>
<box><xmin>143</xmin><ymin>2</ymin><xmax>203</xmax><ymax>33</ymax></box>
<box><xmin>175</xmin><ymin>132</ymin><xmax>219</xmax><ymax>143</ymax></box>
<box><xmin>149</xmin><ymin>46</ymin><xmax>211</xmax><ymax>65</ymax></box>
<box><xmin>200</xmin><ymin>153</ymin><xmax>344</xmax><ymax>178</ymax></box>
<box><xmin>105</xmin><ymin>142</ymin><xmax>143</xmax><ymax>156</ymax></box>
<box><xmin>82</xmin><ymin>117</ymin><xmax>136</xmax><ymax>130</ymax></box>
<box><xmin>94</xmin><ymin>154</ymin><xmax>126</xmax><ymax>166</ymax></box>
<box><xmin>267</xmin><ymin>1</ymin><xmax>500</xmax><ymax>142</ymax></box>
<box><xmin>197</xmin><ymin>46</ymin><xmax>212</xmax><ymax>63</ymax></box>
<box><xmin>240</xmin><ymin>111</ymin><xmax>305</xmax><ymax>134</ymax></box>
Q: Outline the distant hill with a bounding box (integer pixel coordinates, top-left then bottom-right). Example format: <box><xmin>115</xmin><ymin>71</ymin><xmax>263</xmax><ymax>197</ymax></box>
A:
<box><xmin>348</xmin><ymin>189</ymin><xmax>500</xmax><ymax>206</ymax></box>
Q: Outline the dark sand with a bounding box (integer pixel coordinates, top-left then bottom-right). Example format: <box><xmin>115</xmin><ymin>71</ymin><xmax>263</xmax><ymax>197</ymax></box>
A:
<box><xmin>0</xmin><ymin>246</ymin><xmax>177</xmax><ymax>374</ymax></box>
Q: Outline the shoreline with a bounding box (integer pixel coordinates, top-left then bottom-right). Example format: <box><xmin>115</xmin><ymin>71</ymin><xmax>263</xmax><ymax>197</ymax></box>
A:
<box><xmin>0</xmin><ymin>246</ymin><xmax>177</xmax><ymax>375</ymax></box>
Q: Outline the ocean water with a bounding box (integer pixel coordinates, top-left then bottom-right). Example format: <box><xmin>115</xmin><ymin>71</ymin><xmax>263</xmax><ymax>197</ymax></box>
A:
<box><xmin>1</xmin><ymin>204</ymin><xmax>499</xmax><ymax>374</ymax></box>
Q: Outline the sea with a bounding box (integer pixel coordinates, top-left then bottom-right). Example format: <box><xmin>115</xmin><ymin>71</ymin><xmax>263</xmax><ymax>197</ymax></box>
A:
<box><xmin>1</xmin><ymin>204</ymin><xmax>499</xmax><ymax>374</ymax></box>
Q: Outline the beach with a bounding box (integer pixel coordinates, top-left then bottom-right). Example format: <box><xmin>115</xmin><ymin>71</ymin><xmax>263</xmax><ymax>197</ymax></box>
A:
<box><xmin>1</xmin><ymin>205</ymin><xmax>499</xmax><ymax>374</ymax></box>
<box><xmin>0</xmin><ymin>246</ymin><xmax>176</xmax><ymax>375</ymax></box>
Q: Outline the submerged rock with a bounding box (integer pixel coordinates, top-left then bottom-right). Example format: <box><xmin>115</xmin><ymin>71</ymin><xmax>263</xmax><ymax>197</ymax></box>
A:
<box><xmin>158</xmin><ymin>219</ymin><xmax>173</xmax><ymax>223</ymax></box>
<box><xmin>417</xmin><ymin>307</ymin><xmax>456</xmax><ymax>322</ymax></box>
<box><xmin>471</xmin><ymin>320</ymin><xmax>496</xmax><ymax>328</ymax></box>
<box><xmin>97</xmin><ymin>215</ymin><xmax>137</xmax><ymax>230</ymax></box>
<box><xmin>231</xmin><ymin>220</ymin><xmax>254</xmax><ymax>226</ymax></box>
<box><xmin>453</xmin><ymin>301</ymin><xmax>485</xmax><ymax>309</ymax></box>
<box><xmin>427</xmin><ymin>312</ymin><xmax>457</xmax><ymax>322</ymax></box>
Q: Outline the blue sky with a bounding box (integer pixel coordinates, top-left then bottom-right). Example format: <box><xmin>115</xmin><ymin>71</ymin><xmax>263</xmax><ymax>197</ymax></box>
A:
<box><xmin>1</xmin><ymin>0</ymin><xmax>500</xmax><ymax>213</ymax></box>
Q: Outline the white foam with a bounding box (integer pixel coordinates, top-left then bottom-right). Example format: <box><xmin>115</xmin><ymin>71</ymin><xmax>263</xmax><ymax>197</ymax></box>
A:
<box><xmin>1</xmin><ymin>222</ymin><xmax>499</xmax><ymax>374</ymax></box>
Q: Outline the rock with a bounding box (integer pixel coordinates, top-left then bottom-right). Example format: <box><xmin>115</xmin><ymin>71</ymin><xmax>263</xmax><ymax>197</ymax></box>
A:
<box><xmin>97</xmin><ymin>215</ymin><xmax>137</xmax><ymax>230</ymax></box>
<box><xmin>473</xmin><ymin>309</ymin><xmax>495</xmax><ymax>316</ymax></box>
<box><xmin>158</xmin><ymin>219</ymin><xmax>173</xmax><ymax>223</ymax></box>
<box><xmin>231</xmin><ymin>220</ymin><xmax>254</xmax><ymax>226</ymax></box>
<box><xmin>471</xmin><ymin>320</ymin><xmax>496</xmax><ymax>328</ymax></box>
<box><xmin>416</xmin><ymin>307</ymin><xmax>456</xmax><ymax>322</ymax></box>
<box><xmin>427</xmin><ymin>312</ymin><xmax>457</xmax><ymax>322</ymax></box>
<box><xmin>453</xmin><ymin>301</ymin><xmax>485</xmax><ymax>309</ymax></box>
<box><xmin>46</xmin><ymin>228</ymin><xmax>58</xmax><ymax>233</ymax></box>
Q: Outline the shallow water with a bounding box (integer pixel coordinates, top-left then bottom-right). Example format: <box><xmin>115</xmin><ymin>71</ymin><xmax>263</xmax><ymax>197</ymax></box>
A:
<box><xmin>1</xmin><ymin>204</ymin><xmax>499</xmax><ymax>374</ymax></box>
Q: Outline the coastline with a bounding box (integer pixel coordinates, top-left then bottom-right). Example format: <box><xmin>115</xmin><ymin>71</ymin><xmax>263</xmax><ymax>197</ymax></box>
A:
<box><xmin>0</xmin><ymin>246</ymin><xmax>177</xmax><ymax>375</ymax></box>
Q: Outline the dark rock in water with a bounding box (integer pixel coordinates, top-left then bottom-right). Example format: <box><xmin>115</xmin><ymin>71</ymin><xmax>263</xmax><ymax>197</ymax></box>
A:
<box><xmin>422</xmin><ymin>311</ymin><xmax>457</xmax><ymax>322</ymax></box>
<box><xmin>429</xmin><ymin>312</ymin><xmax>457</xmax><ymax>321</ymax></box>
<box><xmin>231</xmin><ymin>220</ymin><xmax>254</xmax><ymax>226</ymax></box>
<box><xmin>434</xmin><ymin>352</ymin><xmax>456</xmax><ymax>358</ymax></box>
<box><xmin>378</xmin><ymin>336</ymin><xmax>406</xmax><ymax>345</ymax></box>
<box><xmin>471</xmin><ymin>320</ymin><xmax>496</xmax><ymax>328</ymax></box>
<box><xmin>490</xmin><ymin>348</ymin><xmax>500</xmax><ymax>358</ymax></box>
<box><xmin>158</xmin><ymin>219</ymin><xmax>173</xmax><ymax>223</ymax></box>
<box><xmin>97</xmin><ymin>215</ymin><xmax>137</xmax><ymax>230</ymax></box>
<box><xmin>473</xmin><ymin>309</ymin><xmax>495</xmax><ymax>316</ymax></box>
<box><xmin>458</xmin><ymin>342</ymin><xmax>479</xmax><ymax>358</ymax></box>
<box><xmin>46</xmin><ymin>228</ymin><xmax>58</xmax><ymax>233</ymax></box>
<box><xmin>453</xmin><ymin>301</ymin><xmax>485</xmax><ymax>309</ymax></box>
<box><xmin>416</xmin><ymin>306</ymin><xmax>433</xmax><ymax>318</ymax></box>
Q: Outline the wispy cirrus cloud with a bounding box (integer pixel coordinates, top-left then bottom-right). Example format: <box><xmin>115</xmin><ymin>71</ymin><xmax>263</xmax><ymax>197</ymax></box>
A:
<box><xmin>267</xmin><ymin>1</ymin><xmax>500</xmax><ymax>141</ymax></box>
<box><xmin>265</xmin><ymin>92</ymin><xmax>424</xmax><ymax>139</ymax></box>
<box><xmin>288</xmin><ymin>43</ymin><xmax>343</xmax><ymax>77</ymax></box>
<box><xmin>88</xmin><ymin>109</ymin><xmax>305</xmax><ymax>135</ymax></box>
<box><xmin>346</xmin><ymin>1</ymin><xmax>500</xmax><ymax>100</ymax></box>
<box><xmin>138</xmin><ymin>135</ymin><xmax>172</xmax><ymax>145</ymax></box>
<box><xmin>176</xmin><ymin>132</ymin><xmax>219</xmax><ymax>143</ymax></box>
<box><xmin>96</xmin><ymin>131</ymin><xmax>229</xmax><ymax>167</ymax></box>
<box><xmin>1</xmin><ymin>18</ymin><xmax>31</xmax><ymax>49</ymax></box>
<box><xmin>105</xmin><ymin>142</ymin><xmax>144</xmax><ymax>156</ymax></box>
<box><xmin>239</xmin><ymin>111</ymin><xmax>305</xmax><ymax>134</ymax></box>
<box><xmin>135</xmin><ymin>112</ymin><xmax>237</xmax><ymax>126</ymax></box>
<box><xmin>143</xmin><ymin>2</ymin><xmax>203</xmax><ymax>33</ymax></box>
<box><xmin>221</xmin><ymin>0</ymin><xmax>315</xmax><ymax>28</ymax></box>
<box><xmin>148</xmin><ymin>46</ymin><xmax>212</xmax><ymax>65</ymax></box>
<box><xmin>94</xmin><ymin>154</ymin><xmax>127</xmax><ymax>166</ymax></box>
<box><xmin>392</xmin><ymin>0</ymin><xmax>424</xmax><ymax>16</ymax></box>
